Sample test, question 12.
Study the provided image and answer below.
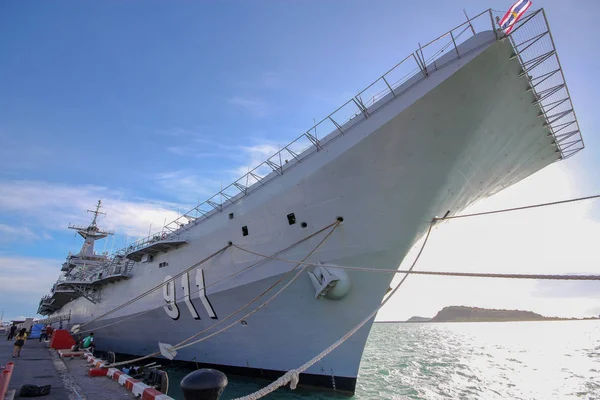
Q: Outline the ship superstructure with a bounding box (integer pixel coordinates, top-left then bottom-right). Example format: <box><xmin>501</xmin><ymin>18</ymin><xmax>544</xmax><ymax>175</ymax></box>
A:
<box><xmin>38</xmin><ymin>201</ymin><xmax>134</xmax><ymax>314</ymax></box>
<box><xmin>37</xmin><ymin>9</ymin><xmax>584</xmax><ymax>393</ymax></box>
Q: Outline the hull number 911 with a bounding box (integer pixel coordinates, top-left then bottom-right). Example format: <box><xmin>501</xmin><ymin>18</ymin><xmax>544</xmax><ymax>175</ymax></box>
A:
<box><xmin>163</xmin><ymin>268</ymin><xmax>218</xmax><ymax>320</ymax></box>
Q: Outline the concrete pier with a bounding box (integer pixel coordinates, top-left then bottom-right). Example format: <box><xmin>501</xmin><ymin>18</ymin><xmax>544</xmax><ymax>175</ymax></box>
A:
<box><xmin>0</xmin><ymin>337</ymin><xmax>136</xmax><ymax>399</ymax></box>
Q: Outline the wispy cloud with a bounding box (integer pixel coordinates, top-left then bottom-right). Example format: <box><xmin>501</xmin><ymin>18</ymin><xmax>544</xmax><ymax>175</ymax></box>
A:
<box><xmin>229</xmin><ymin>142</ymin><xmax>281</xmax><ymax>179</ymax></box>
<box><xmin>0</xmin><ymin>224</ymin><xmax>50</xmax><ymax>243</ymax></box>
<box><xmin>0</xmin><ymin>181</ymin><xmax>183</xmax><ymax>238</ymax></box>
<box><xmin>0</xmin><ymin>255</ymin><xmax>60</xmax><ymax>295</ymax></box>
<box><xmin>135</xmin><ymin>125</ymin><xmax>209</xmax><ymax>140</ymax></box>
<box><xmin>233</xmin><ymin>72</ymin><xmax>283</xmax><ymax>90</ymax></box>
<box><xmin>0</xmin><ymin>255</ymin><xmax>63</xmax><ymax>319</ymax></box>
<box><xmin>165</xmin><ymin>146</ymin><xmax>221</xmax><ymax>158</ymax></box>
<box><xmin>228</xmin><ymin>96</ymin><xmax>272</xmax><ymax>117</ymax></box>
<box><xmin>152</xmin><ymin>170</ymin><xmax>222</xmax><ymax>203</ymax></box>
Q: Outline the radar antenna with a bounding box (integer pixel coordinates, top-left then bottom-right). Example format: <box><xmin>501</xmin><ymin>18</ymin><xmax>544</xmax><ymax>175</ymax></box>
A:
<box><xmin>68</xmin><ymin>200</ymin><xmax>115</xmax><ymax>256</ymax></box>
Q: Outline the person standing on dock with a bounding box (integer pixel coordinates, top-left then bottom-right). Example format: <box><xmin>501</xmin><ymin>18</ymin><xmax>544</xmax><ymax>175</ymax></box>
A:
<box><xmin>39</xmin><ymin>325</ymin><xmax>48</xmax><ymax>342</ymax></box>
<box><xmin>12</xmin><ymin>329</ymin><xmax>27</xmax><ymax>358</ymax></box>
<box><xmin>6</xmin><ymin>323</ymin><xmax>16</xmax><ymax>341</ymax></box>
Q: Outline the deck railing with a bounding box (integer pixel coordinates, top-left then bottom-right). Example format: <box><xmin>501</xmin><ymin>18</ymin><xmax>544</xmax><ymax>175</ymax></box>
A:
<box><xmin>122</xmin><ymin>8</ymin><xmax>583</xmax><ymax>255</ymax></box>
<box><xmin>501</xmin><ymin>8</ymin><xmax>584</xmax><ymax>159</ymax></box>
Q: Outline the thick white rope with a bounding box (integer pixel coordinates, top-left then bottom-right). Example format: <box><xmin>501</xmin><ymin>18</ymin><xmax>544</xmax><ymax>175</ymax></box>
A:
<box><xmin>232</xmin><ymin>222</ymin><xmax>435</xmax><ymax>400</ymax></box>
<box><xmin>232</xmin><ymin>195</ymin><xmax>600</xmax><ymax>399</ymax></box>
<box><xmin>77</xmin><ymin>221</ymin><xmax>340</xmax><ymax>335</ymax></box>
<box><xmin>232</xmin><ymin>246</ymin><xmax>600</xmax><ymax>281</ymax></box>
<box><xmin>231</xmin><ymin>193</ymin><xmax>600</xmax><ymax>282</ymax></box>
<box><xmin>437</xmin><ymin>194</ymin><xmax>600</xmax><ymax>221</ymax></box>
<box><xmin>92</xmin><ymin>194</ymin><xmax>600</xmax><ymax>376</ymax></box>
<box><xmin>80</xmin><ymin>194</ymin><xmax>600</xmax><ymax>334</ymax></box>
<box><xmin>169</xmin><ymin>221</ymin><xmax>341</xmax><ymax>351</ymax></box>
<box><xmin>106</xmin><ymin>221</ymin><xmax>341</xmax><ymax>368</ymax></box>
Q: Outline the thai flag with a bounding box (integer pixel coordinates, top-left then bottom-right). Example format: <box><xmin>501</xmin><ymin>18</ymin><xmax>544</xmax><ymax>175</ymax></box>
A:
<box><xmin>499</xmin><ymin>0</ymin><xmax>532</xmax><ymax>35</ymax></box>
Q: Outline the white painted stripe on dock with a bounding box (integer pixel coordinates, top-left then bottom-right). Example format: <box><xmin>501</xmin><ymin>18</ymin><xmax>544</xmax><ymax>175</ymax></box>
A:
<box><xmin>131</xmin><ymin>381</ymin><xmax>150</xmax><ymax>397</ymax></box>
<box><xmin>117</xmin><ymin>373</ymin><xmax>131</xmax><ymax>385</ymax></box>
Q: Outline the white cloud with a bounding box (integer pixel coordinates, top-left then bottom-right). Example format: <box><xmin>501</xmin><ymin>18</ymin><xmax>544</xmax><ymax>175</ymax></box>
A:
<box><xmin>0</xmin><ymin>224</ymin><xmax>43</xmax><ymax>242</ymax></box>
<box><xmin>0</xmin><ymin>255</ymin><xmax>62</xmax><ymax>320</ymax></box>
<box><xmin>229</xmin><ymin>142</ymin><xmax>281</xmax><ymax>181</ymax></box>
<box><xmin>165</xmin><ymin>146</ymin><xmax>222</xmax><ymax>159</ymax></box>
<box><xmin>0</xmin><ymin>181</ymin><xmax>183</xmax><ymax>239</ymax></box>
<box><xmin>0</xmin><ymin>256</ymin><xmax>59</xmax><ymax>295</ymax></box>
<box><xmin>152</xmin><ymin>170</ymin><xmax>222</xmax><ymax>203</ymax></box>
<box><xmin>377</xmin><ymin>162</ymin><xmax>600</xmax><ymax>321</ymax></box>
<box><xmin>166</xmin><ymin>146</ymin><xmax>196</xmax><ymax>156</ymax></box>
<box><xmin>228</xmin><ymin>96</ymin><xmax>272</xmax><ymax>117</ymax></box>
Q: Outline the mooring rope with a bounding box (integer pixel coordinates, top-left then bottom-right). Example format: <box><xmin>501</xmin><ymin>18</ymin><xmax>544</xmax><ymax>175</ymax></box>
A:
<box><xmin>90</xmin><ymin>193</ymin><xmax>599</xmax><ymax>391</ymax></box>
<box><xmin>231</xmin><ymin>247</ymin><xmax>600</xmax><ymax>281</ymax></box>
<box><xmin>231</xmin><ymin>194</ymin><xmax>600</xmax><ymax>399</ymax></box>
<box><xmin>76</xmin><ymin>245</ymin><xmax>231</xmax><ymax>331</ymax></box>
<box><xmin>76</xmin><ymin>220</ymin><xmax>341</xmax><ymax>335</ymax></box>
<box><xmin>105</xmin><ymin>220</ymin><xmax>341</xmax><ymax>368</ymax></box>
<box><xmin>80</xmin><ymin>193</ymin><xmax>599</xmax><ymax>334</ymax></box>
<box><xmin>169</xmin><ymin>220</ymin><xmax>341</xmax><ymax>351</ymax></box>
<box><xmin>232</xmin><ymin>222</ymin><xmax>435</xmax><ymax>400</ymax></box>
<box><xmin>435</xmin><ymin>194</ymin><xmax>600</xmax><ymax>221</ymax></box>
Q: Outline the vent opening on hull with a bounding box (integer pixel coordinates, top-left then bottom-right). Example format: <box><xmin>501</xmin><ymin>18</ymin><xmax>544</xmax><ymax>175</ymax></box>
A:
<box><xmin>229</xmin><ymin>213</ymin><xmax>234</xmax><ymax>219</ymax></box>
<box><xmin>242</xmin><ymin>226</ymin><xmax>249</xmax><ymax>236</ymax></box>
<box><xmin>287</xmin><ymin>213</ymin><xmax>296</xmax><ymax>225</ymax></box>
<box><xmin>300</xmin><ymin>222</ymin><xmax>308</xmax><ymax>229</ymax></box>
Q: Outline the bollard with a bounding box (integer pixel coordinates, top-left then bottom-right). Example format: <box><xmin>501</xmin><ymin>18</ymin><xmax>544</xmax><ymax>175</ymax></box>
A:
<box><xmin>180</xmin><ymin>369</ymin><xmax>228</xmax><ymax>400</ymax></box>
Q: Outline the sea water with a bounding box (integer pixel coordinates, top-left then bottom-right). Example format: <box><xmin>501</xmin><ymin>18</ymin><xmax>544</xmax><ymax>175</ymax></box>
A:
<box><xmin>167</xmin><ymin>320</ymin><xmax>600</xmax><ymax>399</ymax></box>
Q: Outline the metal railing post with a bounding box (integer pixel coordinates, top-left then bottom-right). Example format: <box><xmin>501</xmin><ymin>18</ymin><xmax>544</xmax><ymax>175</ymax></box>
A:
<box><xmin>464</xmin><ymin>9</ymin><xmax>476</xmax><ymax>35</ymax></box>
<box><xmin>418</xmin><ymin>42</ymin><xmax>427</xmax><ymax>73</ymax></box>
<box><xmin>381</xmin><ymin>76</ymin><xmax>396</xmax><ymax>98</ymax></box>
<box><xmin>489</xmin><ymin>9</ymin><xmax>498</xmax><ymax>40</ymax></box>
<box><xmin>450</xmin><ymin>31</ymin><xmax>460</xmax><ymax>57</ymax></box>
<box><xmin>414</xmin><ymin>52</ymin><xmax>427</xmax><ymax>78</ymax></box>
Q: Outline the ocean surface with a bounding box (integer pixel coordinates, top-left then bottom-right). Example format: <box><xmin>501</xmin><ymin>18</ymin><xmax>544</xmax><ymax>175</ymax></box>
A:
<box><xmin>167</xmin><ymin>320</ymin><xmax>600</xmax><ymax>399</ymax></box>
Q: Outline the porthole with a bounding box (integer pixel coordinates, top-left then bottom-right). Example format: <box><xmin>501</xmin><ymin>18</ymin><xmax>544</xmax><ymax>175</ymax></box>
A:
<box><xmin>242</xmin><ymin>226</ymin><xmax>249</xmax><ymax>236</ymax></box>
<box><xmin>300</xmin><ymin>222</ymin><xmax>308</xmax><ymax>229</ymax></box>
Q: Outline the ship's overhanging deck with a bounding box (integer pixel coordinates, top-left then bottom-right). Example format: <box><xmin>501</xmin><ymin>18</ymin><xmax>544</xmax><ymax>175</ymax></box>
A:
<box><xmin>125</xmin><ymin>239</ymin><xmax>188</xmax><ymax>262</ymax></box>
<box><xmin>110</xmin><ymin>8</ymin><xmax>582</xmax><ymax>254</ymax></box>
<box><xmin>38</xmin><ymin>291</ymin><xmax>76</xmax><ymax>315</ymax></box>
<box><xmin>55</xmin><ymin>274</ymin><xmax>131</xmax><ymax>288</ymax></box>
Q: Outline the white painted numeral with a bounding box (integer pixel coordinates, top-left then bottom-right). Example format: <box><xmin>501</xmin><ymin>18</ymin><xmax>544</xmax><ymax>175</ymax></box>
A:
<box><xmin>162</xmin><ymin>275</ymin><xmax>180</xmax><ymax>320</ymax></box>
<box><xmin>195</xmin><ymin>268</ymin><xmax>218</xmax><ymax>319</ymax></box>
<box><xmin>163</xmin><ymin>269</ymin><xmax>218</xmax><ymax>320</ymax></box>
<box><xmin>182</xmin><ymin>270</ymin><xmax>200</xmax><ymax>319</ymax></box>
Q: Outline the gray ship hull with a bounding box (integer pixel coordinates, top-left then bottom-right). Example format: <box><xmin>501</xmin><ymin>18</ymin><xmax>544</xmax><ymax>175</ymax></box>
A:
<box><xmin>44</xmin><ymin>17</ymin><xmax>577</xmax><ymax>393</ymax></box>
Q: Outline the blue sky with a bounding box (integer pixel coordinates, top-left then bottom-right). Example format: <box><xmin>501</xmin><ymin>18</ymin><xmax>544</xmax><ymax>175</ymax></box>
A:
<box><xmin>1</xmin><ymin>0</ymin><xmax>599</xmax><ymax>322</ymax></box>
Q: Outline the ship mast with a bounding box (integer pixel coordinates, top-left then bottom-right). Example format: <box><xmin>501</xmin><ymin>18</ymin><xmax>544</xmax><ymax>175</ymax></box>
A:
<box><xmin>68</xmin><ymin>200</ymin><xmax>114</xmax><ymax>257</ymax></box>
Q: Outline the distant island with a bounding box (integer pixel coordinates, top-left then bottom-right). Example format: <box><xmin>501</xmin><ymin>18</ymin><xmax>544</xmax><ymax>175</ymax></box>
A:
<box><xmin>379</xmin><ymin>306</ymin><xmax>600</xmax><ymax>323</ymax></box>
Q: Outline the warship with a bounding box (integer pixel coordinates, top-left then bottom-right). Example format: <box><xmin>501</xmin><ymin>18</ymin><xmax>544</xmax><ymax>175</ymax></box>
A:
<box><xmin>37</xmin><ymin>8</ymin><xmax>583</xmax><ymax>393</ymax></box>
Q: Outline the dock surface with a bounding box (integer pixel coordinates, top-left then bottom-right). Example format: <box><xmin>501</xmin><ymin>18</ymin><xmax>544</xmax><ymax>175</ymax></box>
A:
<box><xmin>1</xmin><ymin>337</ymin><xmax>136</xmax><ymax>399</ymax></box>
